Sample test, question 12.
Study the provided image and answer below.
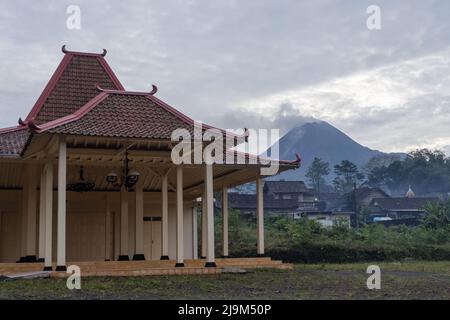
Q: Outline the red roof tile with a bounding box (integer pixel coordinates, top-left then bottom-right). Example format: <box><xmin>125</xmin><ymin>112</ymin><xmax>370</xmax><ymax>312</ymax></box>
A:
<box><xmin>39</xmin><ymin>92</ymin><xmax>199</xmax><ymax>139</ymax></box>
<box><xmin>0</xmin><ymin>47</ymin><xmax>300</xmax><ymax>167</ymax></box>
<box><xmin>25</xmin><ymin>52</ymin><xmax>124</xmax><ymax>124</ymax></box>
<box><xmin>0</xmin><ymin>127</ymin><xmax>31</xmax><ymax>156</ymax></box>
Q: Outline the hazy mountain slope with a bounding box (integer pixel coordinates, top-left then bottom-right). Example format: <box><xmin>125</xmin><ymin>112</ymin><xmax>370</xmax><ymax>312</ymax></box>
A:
<box><xmin>266</xmin><ymin>121</ymin><xmax>387</xmax><ymax>181</ymax></box>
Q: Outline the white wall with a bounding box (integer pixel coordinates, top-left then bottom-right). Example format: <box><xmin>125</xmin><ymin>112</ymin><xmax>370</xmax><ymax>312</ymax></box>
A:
<box><xmin>0</xmin><ymin>190</ymin><xmax>195</xmax><ymax>262</ymax></box>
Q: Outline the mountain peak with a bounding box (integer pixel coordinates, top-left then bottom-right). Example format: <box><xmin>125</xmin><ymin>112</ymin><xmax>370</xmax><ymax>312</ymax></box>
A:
<box><xmin>268</xmin><ymin>120</ymin><xmax>384</xmax><ymax>181</ymax></box>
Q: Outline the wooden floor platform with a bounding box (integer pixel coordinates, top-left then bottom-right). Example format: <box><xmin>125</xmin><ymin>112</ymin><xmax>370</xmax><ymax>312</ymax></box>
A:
<box><xmin>0</xmin><ymin>257</ymin><xmax>292</xmax><ymax>277</ymax></box>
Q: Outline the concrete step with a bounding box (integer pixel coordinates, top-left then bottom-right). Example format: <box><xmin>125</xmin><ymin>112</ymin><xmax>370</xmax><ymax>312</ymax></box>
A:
<box><xmin>0</xmin><ymin>258</ymin><xmax>292</xmax><ymax>276</ymax></box>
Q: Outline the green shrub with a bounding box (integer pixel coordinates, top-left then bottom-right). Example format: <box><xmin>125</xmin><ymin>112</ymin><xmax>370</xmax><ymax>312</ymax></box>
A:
<box><xmin>219</xmin><ymin>206</ymin><xmax>450</xmax><ymax>263</ymax></box>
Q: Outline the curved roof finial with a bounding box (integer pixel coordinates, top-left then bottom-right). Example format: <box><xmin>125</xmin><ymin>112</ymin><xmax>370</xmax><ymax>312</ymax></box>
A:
<box><xmin>18</xmin><ymin>117</ymin><xmax>27</xmax><ymax>126</ymax></box>
<box><xmin>149</xmin><ymin>84</ymin><xmax>158</xmax><ymax>95</ymax></box>
<box><xmin>62</xmin><ymin>45</ymin><xmax>68</xmax><ymax>54</ymax></box>
<box><xmin>95</xmin><ymin>82</ymin><xmax>105</xmax><ymax>92</ymax></box>
<box><xmin>243</xmin><ymin>128</ymin><xmax>249</xmax><ymax>143</ymax></box>
<box><xmin>294</xmin><ymin>153</ymin><xmax>302</xmax><ymax>164</ymax></box>
<box><xmin>101</xmin><ymin>48</ymin><xmax>107</xmax><ymax>56</ymax></box>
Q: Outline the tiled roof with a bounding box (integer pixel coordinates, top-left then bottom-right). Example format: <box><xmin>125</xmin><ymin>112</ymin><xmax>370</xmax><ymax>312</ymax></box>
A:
<box><xmin>26</xmin><ymin>52</ymin><xmax>124</xmax><ymax>124</ymax></box>
<box><xmin>41</xmin><ymin>92</ymin><xmax>198</xmax><ymax>139</ymax></box>
<box><xmin>353</xmin><ymin>187</ymin><xmax>389</xmax><ymax>202</ymax></box>
<box><xmin>371</xmin><ymin>197</ymin><xmax>440</xmax><ymax>210</ymax></box>
<box><xmin>264</xmin><ymin>180</ymin><xmax>310</xmax><ymax>193</ymax></box>
<box><xmin>228</xmin><ymin>193</ymin><xmax>299</xmax><ymax>210</ymax></box>
<box><xmin>0</xmin><ymin>47</ymin><xmax>300</xmax><ymax>167</ymax></box>
<box><xmin>0</xmin><ymin>127</ymin><xmax>31</xmax><ymax>156</ymax></box>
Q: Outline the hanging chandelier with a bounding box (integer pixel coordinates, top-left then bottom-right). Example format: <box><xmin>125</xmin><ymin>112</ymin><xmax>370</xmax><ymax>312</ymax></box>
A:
<box><xmin>67</xmin><ymin>166</ymin><xmax>95</xmax><ymax>192</ymax></box>
<box><xmin>106</xmin><ymin>151</ymin><xmax>140</xmax><ymax>191</ymax></box>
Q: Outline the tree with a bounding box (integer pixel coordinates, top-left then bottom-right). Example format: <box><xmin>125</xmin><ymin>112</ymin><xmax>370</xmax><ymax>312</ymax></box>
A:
<box><xmin>362</xmin><ymin>154</ymin><xmax>401</xmax><ymax>176</ymax></box>
<box><xmin>366</xmin><ymin>149</ymin><xmax>450</xmax><ymax>195</ymax></box>
<box><xmin>422</xmin><ymin>201</ymin><xmax>450</xmax><ymax>230</ymax></box>
<box><xmin>305</xmin><ymin>157</ymin><xmax>330</xmax><ymax>199</ymax></box>
<box><xmin>333</xmin><ymin>160</ymin><xmax>364</xmax><ymax>193</ymax></box>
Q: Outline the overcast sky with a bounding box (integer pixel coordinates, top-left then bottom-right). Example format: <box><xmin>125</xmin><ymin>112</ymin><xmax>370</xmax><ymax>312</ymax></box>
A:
<box><xmin>0</xmin><ymin>0</ymin><xmax>449</xmax><ymax>155</ymax></box>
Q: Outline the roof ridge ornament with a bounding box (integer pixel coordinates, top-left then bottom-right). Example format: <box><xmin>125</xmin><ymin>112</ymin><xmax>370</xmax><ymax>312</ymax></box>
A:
<box><xmin>18</xmin><ymin>117</ymin><xmax>27</xmax><ymax>126</ymax></box>
<box><xmin>95</xmin><ymin>82</ymin><xmax>105</xmax><ymax>92</ymax></box>
<box><xmin>150</xmin><ymin>84</ymin><xmax>158</xmax><ymax>95</ymax></box>
<box><xmin>293</xmin><ymin>153</ymin><xmax>302</xmax><ymax>164</ymax></box>
<box><xmin>62</xmin><ymin>45</ymin><xmax>107</xmax><ymax>56</ymax></box>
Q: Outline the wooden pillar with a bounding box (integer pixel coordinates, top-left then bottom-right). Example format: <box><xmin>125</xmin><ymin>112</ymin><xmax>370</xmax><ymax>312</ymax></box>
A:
<box><xmin>21</xmin><ymin>164</ymin><xmax>38</xmax><ymax>262</ymax></box>
<box><xmin>118</xmin><ymin>187</ymin><xmax>129</xmax><ymax>261</ymax></box>
<box><xmin>105</xmin><ymin>194</ymin><xmax>112</xmax><ymax>261</ymax></box>
<box><xmin>25</xmin><ymin>165</ymin><xmax>38</xmax><ymax>261</ymax></box>
<box><xmin>192</xmin><ymin>204</ymin><xmax>198</xmax><ymax>259</ymax></box>
<box><xmin>160</xmin><ymin>173</ymin><xmax>169</xmax><ymax>260</ymax></box>
<box><xmin>20</xmin><ymin>181</ymin><xmax>28</xmax><ymax>261</ymax></box>
<box><xmin>43</xmin><ymin>161</ymin><xmax>53</xmax><ymax>271</ymax></box>
<box><xmin>56</xmin><ymin>136</ymin><xmax>67</xmax><ymax>271</ymax></box>
<box><xmin>38</xmin><ymin>165</ymin><xmax>46</xmax><ymax>262</ymax></box>
<box><xmin>175</xmin><ymin>165</ymin><xmax>184</xmax><ymax>267</ymax></box>
<box><xmin>113</xmin><ymin>209</ymin><xmax>120</xmax><ymax>260</ymax></box>
<box><xmin>222</xmin><ymin>184</ymin><xmax>229</xmax><ymax>258</ymax></box>
<box><xmin>133</xmin><ymin>182</ymin><xmax>145</xmax><ymax>260</ymax></box>
<box><xmin>205</xmin><ymin>164</ymin><xmax>216</xmax><ymax>267</ymax></box>
<box><xmin>256</xmin><ymin>176</ymin><xmax>264</xmax><ymax>256</ymax></box>
<box><xmin>201</xmin><ymin>185</ymin><xmax>207</xmax><ymax>259</ymax></box>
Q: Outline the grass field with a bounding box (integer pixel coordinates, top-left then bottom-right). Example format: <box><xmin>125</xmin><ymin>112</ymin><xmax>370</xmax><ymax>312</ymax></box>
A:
<box><xmin>1</xmin><ymin>261</ymin><xmax>449</xmax><ymax>300</ymax></box>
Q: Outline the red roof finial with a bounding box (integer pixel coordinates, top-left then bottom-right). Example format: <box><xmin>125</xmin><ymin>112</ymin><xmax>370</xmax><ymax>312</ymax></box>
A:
<box><xmin>62</xmin><ymin>45</ymin><xmax>107</xmax><ymax>56</ymax></box>
<box><xmin>95</xmin><ymin>82</ymin><xmax>105</xmax><ymax>92</ymax></box>
<box><xmin>244</xmin><ymin>128</ymin><xmax>249</xmax><ymax>142</ymax></box>
<box><xmin>18</xmin><ymin>118</ymin><xmax>27</xmax><ymax>126</ymax></box>
<box><xmin>150</xmin><ymin>84</ymin><xmax>158</xmax><ymax>95</ymax></box>
<box><xmin>293</xmin><ymin>153</ymin><xmax>302</xmax><ymax>164</ymax></box>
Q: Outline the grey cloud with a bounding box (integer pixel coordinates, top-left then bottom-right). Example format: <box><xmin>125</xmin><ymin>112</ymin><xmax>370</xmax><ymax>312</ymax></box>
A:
<box><xmin>211</xmin><ymin>102</ymin><xmax>316</xmax><ymax>136</ymax></box>
<box><xmin>0</xmin><ymin>0</ymin><xmax>449</xmax><ymax>155</ymax></box>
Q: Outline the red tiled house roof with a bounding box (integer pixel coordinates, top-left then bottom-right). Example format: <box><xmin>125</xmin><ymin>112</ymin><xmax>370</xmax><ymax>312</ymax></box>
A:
<box><xmin>0</xmin><ymin>127</ymin><xmax>31</xmax><ymax>157</ymax></box>
<box><xmin>25</xmin><ymin>50</ymin><xmax>124</xmax><ymax>124</ymax></box>
<box><xmin>35</xmin><ymin>92</ymin><xmax>200</xmax><ymax>139</ymax></box>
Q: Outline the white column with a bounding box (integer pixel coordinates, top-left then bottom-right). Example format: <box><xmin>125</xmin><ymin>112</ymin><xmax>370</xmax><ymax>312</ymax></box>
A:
<box><xmin>25</xmin><ymin>164</ymin><xmax>38</xmax><ymax>262</ymax></box>
<box><xmin>205</xmin><ymin>164</ymin><xmax>216</xmax><ymax>267</ymax></box>
<box><xmin>43</xmin><ymin>161</ymin><xmax>53</xmax><ymax>271</ymax></box>
<box><xmin>160</xmin><ymin>173</ymin><xmax>169</xmax><ymax>260</ymax></box>
<box><xmin>20</xmin><ymin>182</ymin><xmax>27</xmax><ymax>261</ymax></box>
<box><xmin>192</xmin><ymin>205</ymin><xmax>198</xmax><ymax>259</ymax></box>
<box><xmin>256</xmin><ymin>176</ymin><xmax>265</xmax><ymax>256</ymax></box>
<box><xmin>119</xmin><ymin>187</ymin><xmax>129</xmax><ymax>260</ymax></box>
<box><xmin>20</xmin><ymin>164</ymin><xmax>37</xmax><ymax>262</ymax></box>
<box><xmin>105</xmin><ymin>194</ymin><xmax>112</xmax><ymax>261</ymax></box>
<box><xmin>56</xmin><ymin>136</ymin><xmax>67</xmax><ymax>271</ymax></box>
<box><xmin>201</xmin><ymin>185</ymin><xmax>207</xmax><ymax>259</ymax></box>
<box><xmin>175</xmin><ymin>165</ymin><xmax>184</xmax><ymax>267</ymax></box>
<box><xmin>133</xmin><ymin>182</ymin><xmax>145</xmax><ymax>260</ymax></box>
<box><xmin>222</xmin><ymin>184</ymin><xmax>229</xmax><ymax>258</ymax></box>
<box><xmin>113</xmin><ymin>209</ymin><xmax>120</xmax><ymax>260</ymax></box>
<box><xmin>38</xmin><ymin>165</ymin><xmax>46</xmax><ymax>262</ymax></box>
